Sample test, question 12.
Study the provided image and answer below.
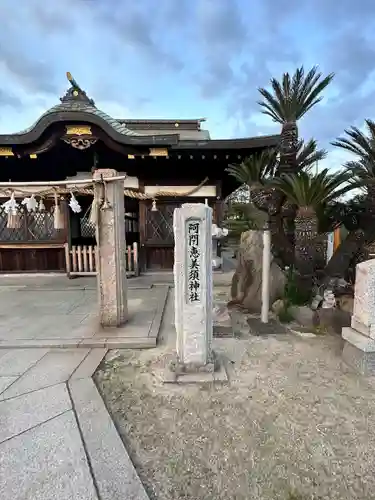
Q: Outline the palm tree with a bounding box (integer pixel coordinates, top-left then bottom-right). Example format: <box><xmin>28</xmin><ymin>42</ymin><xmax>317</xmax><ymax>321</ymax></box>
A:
<box><xmin>321</xmin><ymin>120</ymin><xmax>375</xmax><ymax>281</ymax></box>
<box><xmin>258</xmin><ymin>66</ymin><xmax>334</xmax><ymax>248</ymax></box>
<box><xmin>258</xmin><ymin>66</ymin><xmax>334</xmax><ymax>175</ymax></box>
<box><xmin>332</xmin><ymin>119</ymin><xmax>375</xmax><ymax>203</ymax></box>
<box><xmin>272</xmin><ymin>169</ymin><xmax>354</xmax><ymax>285</ymax></box>
<box><xmin>226</xmin><ymin>141</ymin><xmax>329</xmax><ymax>268</ymax></box>
<box><xmin>226</xmin><ymin>149</ymin><xmax>278</xmax><ymax>212</ymax></box>
<box><xmin>226</xmin><ymin>139</ymin><xmax>327</xmax><ymax>209</ymax></box>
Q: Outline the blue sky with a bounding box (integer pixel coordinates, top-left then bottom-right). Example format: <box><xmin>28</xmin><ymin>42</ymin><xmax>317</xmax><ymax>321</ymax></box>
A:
<box><xmin>1</xmin><ymin>0</ymin><xmax>375</xmax><ymax>170</ymax></box>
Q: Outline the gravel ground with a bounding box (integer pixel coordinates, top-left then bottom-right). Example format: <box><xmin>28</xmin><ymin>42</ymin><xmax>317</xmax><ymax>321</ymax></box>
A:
<box><xmin>95</xmin><ymin>291</ymin><xmax>375</xmax><ymax>500</ymax></box>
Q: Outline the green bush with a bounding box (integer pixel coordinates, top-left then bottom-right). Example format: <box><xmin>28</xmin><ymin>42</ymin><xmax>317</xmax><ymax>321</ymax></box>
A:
<box><xmin>283</xmin><ymin>267</ymin><xmax>312</xmax><ymax>306</ymax></box>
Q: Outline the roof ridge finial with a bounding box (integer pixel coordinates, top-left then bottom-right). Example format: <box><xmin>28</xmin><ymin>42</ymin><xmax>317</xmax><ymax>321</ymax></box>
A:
<box><xmin>61</xmin><ymin>72</ymin><xmax>95</xmax><ymax>106</ymax></box>
<box><xmin>66</xmin><ymin>72</ymin><xmax>82</xmax><ymax>92</ymax></box>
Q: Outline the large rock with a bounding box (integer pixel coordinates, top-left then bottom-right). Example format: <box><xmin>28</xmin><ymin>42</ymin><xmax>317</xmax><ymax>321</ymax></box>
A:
<box><xmin>313</xmin><ymin>308</ymin><xmax>351</xmax><ymax>334</ymax></box>
<box><xmin>289</xmin><ymin>305</ymin><xmax>315</xmax><ymax>328</ymax></box>
<box><xmin>229</xmin><ymin>230</ymin><xmax>286</xmax><ymax>312</ymax></box>
<box><xmin>271</xmin><ymin>299</ymin><xmax>285</xmax><ymax>315</ymax></box>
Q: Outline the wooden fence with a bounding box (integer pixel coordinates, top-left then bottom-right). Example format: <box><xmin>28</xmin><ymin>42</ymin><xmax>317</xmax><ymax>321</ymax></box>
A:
<box><xmin>64</xmin><ymin>242</ymin><xmax>139</xmax><ymax>277</ymax></box>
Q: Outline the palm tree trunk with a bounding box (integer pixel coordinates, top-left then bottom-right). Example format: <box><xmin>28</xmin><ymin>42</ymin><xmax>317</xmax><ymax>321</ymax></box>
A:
<box><xmin>294</xmin><ymin>206</ymin><xmax>318</xmax><ymax>294</ymax></box>
<box><xmin>366</xmin><ymin>185</ymin><xmax>375</xmax><ymax>211</ymax></box>
<box><xmin>249</xmin><ymin>187</ymin><xmax>295</xmax><ymax>268</ymax></box>
<box><xmin>269</xmin><ymin>213</ymin><xmax>294</xmax><ymax>267</ymax></box>
<box><xmin>279</xmin><ymin>121</ymin><xmax>299</xmax><ymax>175</ymax></box>
<box><xmin>279</xmin><ymin>121</ymin><xmax>299</xmax><ymax>246</ymax></box>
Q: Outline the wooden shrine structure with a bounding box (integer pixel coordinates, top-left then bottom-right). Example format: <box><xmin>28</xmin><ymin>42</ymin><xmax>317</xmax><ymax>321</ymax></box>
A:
<box><xmin>0</xmin><ymin>73</ymin><xmax>280</xmax><ymax>274</ymax></box>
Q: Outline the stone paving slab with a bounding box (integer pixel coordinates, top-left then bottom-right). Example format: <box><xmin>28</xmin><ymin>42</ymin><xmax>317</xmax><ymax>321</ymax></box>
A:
<box><xmin>70</xmin><ymin>349</ymin><xmax>107</xmax><ymax>380</ymax></box>
<box><xmin>78</xmin><ymin>337</ymin><xmax>156</xmax><ymax>349</ymax></box>
<box><xmin>0</xmin><ymin>344</ymin><xmax>151</xmax><ymax>499</ymax></box>
<box><xmin>149</xmin><ymin>285</ymin><xmax>169</xmax><ymax>339</ymax></box>
<box><xmin>0</xmin><ymin>376</ymin><xmax>17</xmax><ymax>394</ymax></box>
<box><xmin>1</xmin><ymin>349</ymin><xmax>89</xmax><ymax>399</ymax></box>
<box><xmin>0</xmin><ymin>349</ymin><xmax>11</xmax><ymax>360</ymax></box>
<box><xmin>69</xmin><ymin>378</ymin><xmax>149</xmax><ymax>500</ymax></box>
<box><xmin>4</xmin><ymin>338</ymin><xmax>159</xmax><ymax>349</ymax></box>
<box><xmin>0</xmin><ymin>383</ymin><xmax>71</xmax><ymax>443</ymax></box>
<box><xmin>0</xmin><ymin>271</ymin><xmax>233</xmax><ymax>290</ymax></box>
<box><xmin>0</xmin><ymin>349</ymin><xmax>48</xmax><ymax>375</ymax></box>
<box><xmin>0</xmin><ymin>277</ymin><xmax>172</xmax><ymax>498</ymax></box>
<box><xmin>0</xmin><ymin>410</ymin><xmax>99</xmax><ymax>500</ymax></box>
<box><xmin>0</xmin><ymin>286</ymin><xmax>168</xmax><ymax>349</ymax></box>
<box><xmin>93</xmin><ymin>326</ymin><xmax>152</xmax><ymax>338</ymax></box>
<box><xmin>0</xmin><ymin>339</ymin><xmax>83</xmax><ymax>348</ymax></box>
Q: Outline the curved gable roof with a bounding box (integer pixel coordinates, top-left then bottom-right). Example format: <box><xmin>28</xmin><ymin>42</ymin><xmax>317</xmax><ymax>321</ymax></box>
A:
<box><xmin>0</xmin><ymin>74</ymin><xmax>179</xmax><ymax>147</ymax></box>
<box><xmin>14</xmin><ymin>96</ymin><xmax>141</xmax><ymax>138</ymax></box>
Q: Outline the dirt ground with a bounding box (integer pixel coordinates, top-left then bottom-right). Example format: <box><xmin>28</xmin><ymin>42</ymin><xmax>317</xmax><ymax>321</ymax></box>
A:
<box><xmin>95</xmin><ymin>291</ymin><xmax>375</xmax><ymax>500</ymax></box>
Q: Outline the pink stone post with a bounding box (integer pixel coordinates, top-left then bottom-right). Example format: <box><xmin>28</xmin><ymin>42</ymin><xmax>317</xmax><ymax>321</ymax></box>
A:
<box><xmin>93</xmin><ymin>169</ymin><xmax>128</xmax><ymax>326</ymax></box>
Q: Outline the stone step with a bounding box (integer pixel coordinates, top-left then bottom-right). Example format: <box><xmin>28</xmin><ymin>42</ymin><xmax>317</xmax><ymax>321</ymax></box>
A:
<box><xmin>69</xmin><ymin>378</ymin><xmax>150</xmax><ymax>500</ymax></box>
<box><xmin>0</xmin><ymin>337</ymin><xmax>156</xmax><ymax>349</ymax></box>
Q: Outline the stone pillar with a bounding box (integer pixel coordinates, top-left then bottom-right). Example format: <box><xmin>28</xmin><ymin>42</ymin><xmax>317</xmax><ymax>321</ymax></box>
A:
<box><xmin>342</xmin><ymin>259</ymin><xmax>375</xmax><ymax>374</ymax></box>
<box><xmin>174</xmin><ymin>203</ymin><xmax>213</xmax><ymax>369</ymax></box>
<box><xmin>93</xmin><ymin>169</ymin><xmax>128</xmax><ymax>327</ymax></box>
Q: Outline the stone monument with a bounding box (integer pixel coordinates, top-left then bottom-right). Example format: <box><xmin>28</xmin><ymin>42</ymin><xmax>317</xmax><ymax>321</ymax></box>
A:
<box><xmin>168</xmin><ymin>203</ymin><xmax>227</xmax><ymax>383</ymax></box>
<box><xmin>93</xmin><ymin>169</ymin><xmax>128</xmax><ymax>327</ymax></box>
<box><xmin>342</xmin><ymin>259</ymin><xmax>375</xmax><ymax>374</ymax></box>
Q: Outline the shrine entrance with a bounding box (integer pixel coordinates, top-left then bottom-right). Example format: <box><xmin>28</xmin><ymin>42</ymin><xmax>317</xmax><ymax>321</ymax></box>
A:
<box><xmin>142</xmin><ymin>200</ymin><xmax>179</xmax><ymax>270</ymax></box>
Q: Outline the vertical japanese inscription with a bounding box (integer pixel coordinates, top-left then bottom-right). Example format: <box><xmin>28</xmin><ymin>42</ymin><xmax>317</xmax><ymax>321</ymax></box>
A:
<box><xmin>187</xmin><ymin>220</ymin><xmax>201</xmax><ymax>303</ymax></box>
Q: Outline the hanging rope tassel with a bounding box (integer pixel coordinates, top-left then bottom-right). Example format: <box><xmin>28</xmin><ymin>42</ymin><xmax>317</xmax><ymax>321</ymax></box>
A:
<box><xmin>53</xmin><ymin>192</ymin><xmax>65</xmax><ymax>229</ymax></box>
<box><xmin>7</xmin><ymin>209</ymin><xmax>21</xmax><ymax>229</ymax></box>
<box><xmin>151</xmin><ymin>199</ymin><xmax>158</xmax><ymax>211</ymax></box>
<box><xmin>101</xmin><ymin>181</ymin><xmax>111</xmax><ymax>210</ymax></box>
<box><xmin>89</xmin><ymin>188</ymin><xmax>100</xmax><ymax>225</ymax></box>
<box><xmin>38</xmin><ymin>198</ymin><xmax>45</xmax><ymax>212</ymax></box>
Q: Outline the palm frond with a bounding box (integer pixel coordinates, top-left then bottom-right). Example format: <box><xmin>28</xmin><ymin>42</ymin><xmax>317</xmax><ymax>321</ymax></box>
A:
<box><xmin>344</xmin><ymin>160</ymin><xmax>375</xmax><ymax>181</ymax></box>
<box><xmin>258</xmin><ymin>87</ymin><xmax>285</xmax><ymax>123</ymax></box>
<box><xmin>296</xmin><ymin>138</ymin><xmax>327</xmax><ymax>172</ymax></box>
<box><xmin>258</xmin><ymin>66</ymin><xmax>334</xmax><ymax>123</ymax></box>
<box><xmin>333</xmin><ymin>120</ymin><xmax>375</xmax><ymax>185</ymax></box>
<box><xmin>226</xmin><ymin>149</ymin><xmax>278</xmax><ymax>187</ymax></box>
<box><xmin>271</xmin><ymin>169</ymin><xmax>354</xmax><ymax>208</ymax></box>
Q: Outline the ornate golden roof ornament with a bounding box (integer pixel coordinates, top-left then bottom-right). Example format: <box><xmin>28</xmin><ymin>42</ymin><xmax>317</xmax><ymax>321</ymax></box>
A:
<box><xmin>0</xmin><ymin>147</ymin><xmax>14</xmax><ymax>157</ymax></box>
<box><xmin>65</xmin><ymin>125</ymin><xmax>92</xmax><ymax>136</ymax></box>
<box><xmin>60</xmin><ymin>72</ymin><xmax>95</xmax><ymax>106</ymax></box>
<box><xmin>149</xmin><ymin>148</ymin><xmax>168</xmax><ymax>157</ymax></box>
<box><xmin>66</xmin><ymin>72</ymin><xmax>82</xmax><ymax>96</ymax></box>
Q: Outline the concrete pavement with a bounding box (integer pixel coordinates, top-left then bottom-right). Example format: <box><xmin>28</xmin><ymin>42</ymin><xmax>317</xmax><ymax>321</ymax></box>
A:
<box><xmin>0</xmin><ymin>272</ymin><xmax>233</xmax><ymax>499</ymax></box>
<box><xmin>0</xmin><ymin>285</ymin><xmax>169</xmax><ymax>349</ymax></box>
<box><xmin>0</xmin><ymin>347</ymin><xmax>150</xmax><ymax>500</ymax></box>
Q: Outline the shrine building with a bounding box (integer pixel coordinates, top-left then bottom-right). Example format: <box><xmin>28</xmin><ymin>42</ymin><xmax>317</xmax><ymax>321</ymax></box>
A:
<box><xmin>0</xmin><ymin>73</ymin><xmax>279</xmax><ymax>274</ymax></box>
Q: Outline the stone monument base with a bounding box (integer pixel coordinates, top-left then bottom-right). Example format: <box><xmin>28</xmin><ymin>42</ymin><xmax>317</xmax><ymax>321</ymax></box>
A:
<box><xmin>163</xmin><ymin>351</ymin><xmax>228</xmax><ymax>385</ymax></box>
<box><xmin>342</xmin><ymin>327</ymin><xmax>375</xmax><ymax>375</ymax></box>
<box><xmin>213</xmin><ymin>303</ymin><xmax>234</xmax><ymax>338</ymax></box>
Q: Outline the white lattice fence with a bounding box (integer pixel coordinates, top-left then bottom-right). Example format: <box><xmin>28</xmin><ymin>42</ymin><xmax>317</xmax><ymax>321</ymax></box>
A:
<box><xmin>64</xmin><ymin>242</ymin><xmax>139</xmax><ymax>277</ymax></box>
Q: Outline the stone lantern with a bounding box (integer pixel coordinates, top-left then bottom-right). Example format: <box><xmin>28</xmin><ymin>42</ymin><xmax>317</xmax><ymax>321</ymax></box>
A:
<box><xmin>212</xmin><ymin>223</ymin><xmax>228</xmax><ymax>270</ymax></box>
